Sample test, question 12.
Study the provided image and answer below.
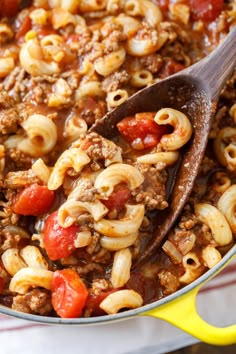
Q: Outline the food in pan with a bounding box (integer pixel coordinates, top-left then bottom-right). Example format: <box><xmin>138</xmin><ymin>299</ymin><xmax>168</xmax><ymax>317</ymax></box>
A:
<box><xmin>0</xmin><ymin>0</ymin><xmax>235</xmax><ymax>318</ymax></box>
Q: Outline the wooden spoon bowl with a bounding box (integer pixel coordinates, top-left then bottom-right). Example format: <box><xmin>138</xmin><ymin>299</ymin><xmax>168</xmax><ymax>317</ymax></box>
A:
<box><xmin>91</xmin><ymin>26</ymin><xmax>236</xmax><ymax>264</ymax></box>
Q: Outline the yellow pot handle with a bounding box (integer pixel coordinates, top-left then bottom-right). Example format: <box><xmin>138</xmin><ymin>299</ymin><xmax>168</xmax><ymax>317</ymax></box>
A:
<box><xmin>143</xmin><ymin>253</ymin><xmax>236</xmax><ymax>345</ymax></box>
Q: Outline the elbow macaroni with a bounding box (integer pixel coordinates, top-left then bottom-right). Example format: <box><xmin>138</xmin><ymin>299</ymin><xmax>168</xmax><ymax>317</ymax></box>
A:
<box><xmin>217</xmin><ymin>184</ymin><xmax>236</xmax><ymax>233</ymax></box>
<box><xmin>94</xmin><ymin>163</ymin><xmax>144</xmax><ymax>197</ymax></box>
<box><xmin>18</xmin><ymin>114</ymin><xmax>58</xmax><ymax>157</ymax></box>
<box><xmin>9</xmin><ymin>268</ymin><xmax>53</xmax><ymax>294</ymax></box>
<box><xmin>194</xmin><ymin>203</ymin><xmax>233</xmax><ymax>246</ymax></box>
<box><xmin>20</xmin><ymin>39</ymin><xmax>60</xmax><ymax>76</ymax></box>
<box><xmin>154</xmin><ymin>108</ymin><xmax>193</xmax><ymax>151</ymax></box>
<box><xmin>0</xmin><ymin>0</ymin><xmax>232</xmax><ymax>320</ymax></box>
<box><xmin>94</xmin><ymin>204</ymin><xmax>145</xmax><ymax>237</ymax></box>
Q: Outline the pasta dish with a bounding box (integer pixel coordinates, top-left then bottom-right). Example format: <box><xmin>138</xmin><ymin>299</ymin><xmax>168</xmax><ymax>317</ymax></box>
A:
<box><xmin>0</xmin><ymin>0</ymin><xmax>235</xmax><ymax>318</ymax></box>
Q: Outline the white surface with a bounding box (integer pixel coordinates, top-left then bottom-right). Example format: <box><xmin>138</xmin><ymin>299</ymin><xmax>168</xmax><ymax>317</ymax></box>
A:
<box><xmin>0</xmin><ymin>261</ymin><xmax>236</xmax><ymax>354</ymax></box>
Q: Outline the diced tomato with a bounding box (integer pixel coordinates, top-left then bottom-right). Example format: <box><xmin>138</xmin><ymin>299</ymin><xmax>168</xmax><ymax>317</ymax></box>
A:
<box><xmin>44</xmin><ymin>211</ymin><xmax>80</xmax><ymax>261</ymax></box>
<box><xmin>52</xmin><ymin>269</ymin><xmax>88</xmax><ymax>318</ymax></box>
<box><xmin>159</xmin><ymin>59</ymin><xmax>185</xmax><ymax>79</ymax></box>
<box><xmin>0</xmin><ymin>277</ymin><xmax>4</xmax><ymax>294</ymax></box>
<box><xmin>117</xmin><ymin>112</ymin><xmax>171</xmax><ymax>150</ymax></box>
<box><xmin>12</xmin><ymin>184</ymin><xmax>55</xmax><ymax>216</ymax></box>
<box><xmin>15</xmin><ymin>15</ymin><xmax>32</xmax><ymax>41</ymax></box>
<box><xmin>101</xmin><ymin>185</ymin><xmax>131</xmax><ymax>212</ymax></box>
<box><xmin>190</xmin><ymin>0</ymin><xmax>223</xmax><ymax>22</ymax></box>
<box><xmin>0</xmin><ymin>0</ymin><xmax>19</xmax><ymax>18</ymax></box>
<box><xmin>84</xmin><ymin>289</ymin><xmax>118</xmax><ymax>316</ymax></box>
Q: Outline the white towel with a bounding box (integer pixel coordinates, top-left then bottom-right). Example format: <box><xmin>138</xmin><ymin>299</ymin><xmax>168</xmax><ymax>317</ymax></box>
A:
<box><xmin>1</xmin><ymin>260</ymin><xmax>236</xmax><ymax>354</ymax></box>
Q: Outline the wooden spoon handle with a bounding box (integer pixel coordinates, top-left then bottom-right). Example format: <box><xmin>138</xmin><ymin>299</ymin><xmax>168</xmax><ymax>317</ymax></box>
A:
<box><xmin>186</xmin><ymin>26</ymin><xmax>236</xmax><ymax>101</ymax></box>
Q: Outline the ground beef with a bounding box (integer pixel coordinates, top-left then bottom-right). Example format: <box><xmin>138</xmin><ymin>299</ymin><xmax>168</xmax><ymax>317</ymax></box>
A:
<box><xmin>158</xmin><ymin>269</ymin><xmax>180</xmax><ymax>295</ymax></box>
<box><xmin>0</xmin><ymin>108</ymin><xmax>20</xmax><ymax>134</ymax></box>
<box><xmin>12</xmin><ymin>289</ymin><xmax>53</xmax><ymax>315</ymax></box>
<box><xmin>139</xmin><ymin>54</ymin><xmax>163</xmax><ymax>74</ymax></box>
<box><xmin>76</xmin><ymin>262</ymin><xmax>104</xmax><ymax>276</ymax></box>
<box><xmin>102</xmin><ymin>70</ymin><xmax>130</xmax><ymax>92</ymax></box>
<box><xmin>133</xmin><ymin>163</ymin><xmax>168</xmax><ymax>210</ymax></box>
<box><xmin>81</xmin><ymin>133</ymin><xmax>122</xmax><ymax>166</ymax></box>
<box><xmin>86</xmin><ymin>232</ymin><xmax>101</xmax><ymax>255</ymax></box>
<box><xmin>70</xmin><ymin>179</ymin><xmax>96</xmax><ymax>202</ymax></box>
<box><xmin>4</xmin><ymin>169</ymin><xmax>40</xmax><ymax>188</ymax></box>
<box><xmin>0</xmin><ymin>91</ymin><xmax>16</xmax><ymax>109</ymax></box>
<box><xmin>0</xmin><ymin>92</ymin><xmax>22</xmax><ymax>134</ymax></box>
<box><xmin>0</xmin><ymin>231</ymin><xmax>23</xmax><ymax>251</ymax></box>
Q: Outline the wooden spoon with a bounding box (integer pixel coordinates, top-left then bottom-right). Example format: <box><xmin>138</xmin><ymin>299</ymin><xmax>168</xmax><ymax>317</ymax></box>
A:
<box><xmin>91</xmin><ymin>26</ymin><xmax>236</xmax><ymax>264</ymax></box>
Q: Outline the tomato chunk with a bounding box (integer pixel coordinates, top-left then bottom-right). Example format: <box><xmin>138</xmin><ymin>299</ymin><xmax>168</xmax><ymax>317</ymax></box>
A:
<box><xmin>12</xmin><ymin>184</ymin><xmax>55</xmax><ymax>216</ymax></box>
<box><xmin>101</xmin><ymin>185</ymin><xmax>131</xmax><ymax>212</ymax></box>
<box><xmin>190</xmin><ymin>0</ymin><xmax>223</xmax><ymax>22</ymax></box>
<box><xmin>15</xmin><ymin>15</ymin><xmax>32</xmax><ymax>41</ymax></box>
<box><xmin>44</xmin><ymin>211</ymin><xmax>80</xmax><ymax>261</ymax></box>
<box><xmin>52</xmin><ymin>269</ymin><xmax>88</xmax><ymax>318</ymax></box>
<box><xmin>0</xmin><ymin>0</ymin><xmax>19</xmax><ymax>18</ymax></box>
<box><xmin>117</xmin><ymin>112</ymin><xmax>171</xmax><ymax>150</ymax></box>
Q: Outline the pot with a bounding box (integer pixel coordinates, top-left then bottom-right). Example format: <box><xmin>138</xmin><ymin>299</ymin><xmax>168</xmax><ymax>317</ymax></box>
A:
<box><xmin>1</xmin><ymin>244</ymin><xmax>236</xmax><ymax>346</ymax></box>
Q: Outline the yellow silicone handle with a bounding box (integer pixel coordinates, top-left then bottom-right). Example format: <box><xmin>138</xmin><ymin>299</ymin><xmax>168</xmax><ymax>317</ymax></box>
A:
<box><xmin>143</xmin><ymin>254</ymin><xmax>236</xmax><ymax>345</ymax></box>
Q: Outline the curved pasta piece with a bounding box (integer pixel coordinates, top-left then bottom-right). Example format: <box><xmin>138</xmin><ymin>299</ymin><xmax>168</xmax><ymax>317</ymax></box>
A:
<box><xmin>194</xmin><ymin>203</ymin><xmax>233</xmax><ymax>246</ymax></box>
<box><xmin>229</xmin><ymin>103</ymin><xmax>236</xmax><ymax>123</ymax></box>
<box><xmin>217</xmin><ymin>184</ymin><xmax>236</xmax><ymax>233</ymax></box>
<box><xmin>114</xmin><ymin>14</ymin><xmax>141</xmax><ymax>38</ymax></box>
<box><xmin>48</xmin><ymin>148</ymin><xmax>90</xmax><ymax>190</ymax></box>
<box><xmin>100</xmin><ymin>232</ymin><xmax>138</xmax><ymax>251</ymax></box>
<box><xmin>58</xmin><ymin>199</ymin><xmax>108</xmax><ymax>227</ymax></box>
<box><xmin>94</xmin><ymin>163</ymin><xmax>144</xmax><ymax>197</ymax></box>
<box><xmin>213</xmin><ymin>127</ymin><xmax>236</xmax><ymax>168</ymax></box>
<box><xmin>179</xmin><ymin>252</ymin><xmax>204</xmax><ymax>284</ymax></box>
<box><xmin>74</xmin><ymin>231</ymin><xmax>92</xmax><ymax>248</ymax></box>
<box><xmin>94</xmin><ymin>204</ymin><xmax>145</xmax><ymax>237</ymax></box>
<box><xmin>29</xmin><ymin>8</ymin><xmax>48</xmax><ymax>25</ymax></box>
<box><xmin>179</xmin><ymin>267</ymin><xmax>204</xmax><ymax>285</ymax></box>
<box><xmin>210</xmin><ymin>171</ymin><xmax>231</xmax><ymax>194</ymax></box>
<box><xmin>201</xmin><ymin>246</ymin><xmax>222</xmax><ymax>269</ymax></box>
<box><xmin>49</xmin><ymin>0</ymin><xmax>80</xmax><ymax>13</ymax></box>
<box><xmin>137</xmin><ymin>151</ymin><xmax>179</xmax><ymax>165</ymax></box>
<box><xmin>154</xmin><ymin>108</ymin><xmax>192</xmax><ymax>151</ymax></box>
<box><xmin>126</xmin><ymin>31</ymin><xmax>168</xmax><ymax>57</ymax></box>
<box><xmin>9</xmin><ymin>267</ymin><xmax>53</xmax><ymax>294</ymax></box>
<box><xmin>18</xmin><ymin>114</ymin><xmax>58</xmax><ymax>157</ymax></box>
<box><xmin>94</xmin><ymin>48</ymin><xmax>126</xmax><ymax>77</ymax></box>
<box><xmin>106</xmin><ymin>89</ymin><xmax>129</xmax><ymax>109</ymax></box>
<box><xmin>20</xmin><ymin>245</ymin><xmax>48</xmax><ymax>270</ymax></box>
<box><xmin>20</xmin><ymin>39</ymin><xmax>60</xmax><ymax>76</ymax></box>
<box><xmin>32</xmin><ymin>158</ymin><xmax>52</xmax><ymax>184</ymax></box>
<box><xmin>99</xmin><ymin>289</ymin><xmax>143</xmax><ymax>314</ymax></box>
<box><xmin>111</xmin><ymin>248</ymin><xmax>132</xmax><ymax>288</ymax></box>
<box><xmin>124</xmin><ymin>0</ymin><xmax>162</xmax><ymax>27</ymax></box>
<box><xmin>130</xmin><ymin>69</ymin><xmax>153</xmax><ymax>88</ymax></box>
<box><xmin>40</xmin><ymin>34</ymin><xmax>63</xmax><ymax>47</ymax></box>
<box><xmin>1</xmin><ymin>248</ymin><xmax>27</xmax><ymax>276</ymax></box>
<box><xmin>79</xmin><ymin>0</ymin><xmax>107</xmax><ymax>12</ymax></box>
<box><xmin>76</xmin><ymin>81</ymin><xmax>104</xmax><ymax>98</ymax></box>
<box><xmin>63</xmin><ymin>115</ymin><xmax>88</xmax><ymax>144</ymax></box>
